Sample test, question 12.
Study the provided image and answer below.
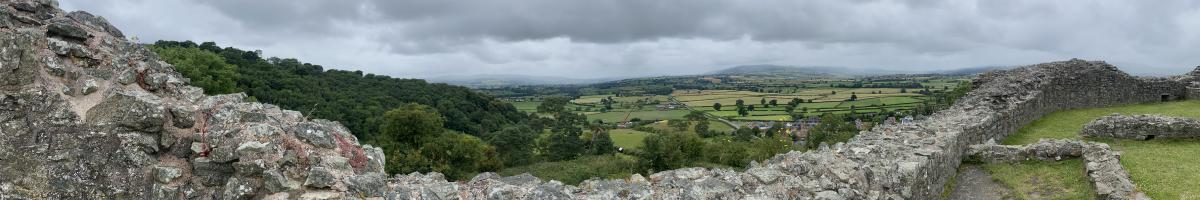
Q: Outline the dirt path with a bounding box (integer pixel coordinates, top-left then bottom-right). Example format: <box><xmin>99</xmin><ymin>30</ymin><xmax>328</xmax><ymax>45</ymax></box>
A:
<box><xmin>949</xmin><ymin>165</ymin><xmax>1014</xmax><ymax>200</ymax></box>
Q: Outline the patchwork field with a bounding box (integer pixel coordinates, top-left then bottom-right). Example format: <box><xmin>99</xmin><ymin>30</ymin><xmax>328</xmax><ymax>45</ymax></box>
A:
<box><xmin>674</xmin><ymin>87</ymin><xmax>945</xmax><ymax>121</ymax></box>
<box><xmin>986</xmin><ymin>100</ymin><xmax>1200</xmax><ymax>199</ymax></box>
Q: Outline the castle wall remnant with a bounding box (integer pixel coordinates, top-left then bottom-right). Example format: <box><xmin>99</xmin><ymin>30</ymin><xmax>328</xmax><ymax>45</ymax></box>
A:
<box><xmin>1082</xmin><ymin>114</ymin><xmax>1200</xmax><ymax>140</ymax></box>
<box><xmin>967</xmin><ymin>139</ymin><xmax>1147</xmax><ymax>200</ymax></box>
<box><xmin>0</xmin><ymin>0</ymin><xmax>1195</xmax><ymax>199</ymax></box>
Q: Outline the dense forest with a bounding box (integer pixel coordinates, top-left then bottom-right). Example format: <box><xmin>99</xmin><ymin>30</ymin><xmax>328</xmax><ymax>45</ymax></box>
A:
<box><xmin>150</xmin><ymin>41</ymin><xmax>528</xmax><ymax>137</ymax></box>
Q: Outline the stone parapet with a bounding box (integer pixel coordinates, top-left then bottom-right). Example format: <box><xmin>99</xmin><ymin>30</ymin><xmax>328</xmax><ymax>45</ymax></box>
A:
<box><xmin>1082</xmin><ymin>114</ymin><xmax>1200</xmax><ymax>140</ymax></box>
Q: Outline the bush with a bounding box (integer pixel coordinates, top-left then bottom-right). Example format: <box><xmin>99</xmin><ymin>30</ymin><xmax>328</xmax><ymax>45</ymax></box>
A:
<box><xmin>639</xmin><ymin>132</ymin><xmax>704</xmax><ymax>172</ymax></box>
<box><xmin>499</xmin><ymin>155</ymin><xmax>640</xmax><ymax>185</ymax></box>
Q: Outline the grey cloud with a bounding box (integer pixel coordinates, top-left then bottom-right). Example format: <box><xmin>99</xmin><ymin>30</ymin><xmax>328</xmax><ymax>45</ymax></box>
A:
<box><xmin>59</xmin><ymin>0</ymin><xmax>1200</xmax><ymax>79</ymax></box>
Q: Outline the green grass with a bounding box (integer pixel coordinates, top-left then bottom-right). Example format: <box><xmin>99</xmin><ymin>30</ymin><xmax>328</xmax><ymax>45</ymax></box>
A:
<box><xmin>610</xmin><ymin>129</ymin><xmax>652</xmax><ymax>150</ymax></box>
<box><xmin>981</xmin><ymin>160</ymin><xmax>1095</xmax><ymax>200</ymax></box>
<box><xmin>992</xmin><ymin>100</ymin><xmax>1200</xmax><ymax>199</ymax></box>
<box><xmin>510</xmin><ymin>101</ymin><xmax>541</xmax><ymax>112</ymax></box>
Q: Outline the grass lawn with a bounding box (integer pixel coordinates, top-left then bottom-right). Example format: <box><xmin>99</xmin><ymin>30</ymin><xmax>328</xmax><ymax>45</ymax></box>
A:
<box><xmin>989</xmin><ymin>100</ymin><xmax>1200</xmax><ymax>199</ymax></box>
<box><xmin>610</xmin><ymin>129</ymin><xmax>651</xmax><ymax>150</ymax></box>
<box><xmin>981</xmin><ymin>160</ymin><xmax>1095</xmax><ymax>200</ymax></box>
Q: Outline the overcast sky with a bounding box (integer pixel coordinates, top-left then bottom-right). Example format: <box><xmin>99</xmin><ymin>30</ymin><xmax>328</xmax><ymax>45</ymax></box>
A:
<box><xmin>60</xmin><ymin>0</ymin><xmax>1200</xmax><ymax>79</ymax></box>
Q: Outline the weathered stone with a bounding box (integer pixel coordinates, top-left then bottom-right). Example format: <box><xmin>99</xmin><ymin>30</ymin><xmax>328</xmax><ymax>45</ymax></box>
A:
<box><xmin>264</xmin><ymin>171</ymin><xmax>300</xmax><ymax>193</ymax></box>
<box><xmin>153</xmin><ymin>165</ymin><xmax>182</xmax><ymax>183</ymax></box>
<box><xmin>233</xmin><ymin>159</ymin><xmax>266</xmax><ymax>176</ymax></box>
<box><xmin>169</xmin><ymin>105</ymin><xmax>195</xmax><ymax>128</ymax></box>
<box><xmin>0</xmin><ymin>30</ymin><xmax>38</xmax><ymax>88</ymax></box>
<box><xmin>221</xmin><ymin>177</ymin><xmax>257</xmax><ymax>200</ymax></box>
<box><xmin>85</xmin><ymin>90</ymin><xmax>166</xmax><ymax>133</ymax></box>
<box><xmin>299</xmin><ymin>191</ymin><xmax>342</xmax><ymax>200</ymax></box>
<box><xmin>46</xmin><ymin>21</ymin><xmax>89</xmax><ymax>41</ymax></box>
<box><xmin>192</xmin><ymin>158</ymin><xmax>235</xmax><ymax>186</ymax></box>
<box><xmin>66</xmin><ymin>11</ymin><xmax>123</xmax><ymax>38</ymax></box>
<box><xmin>1082</xmin><ymin>114</ymin><xmax>1200</xmax><ymax>140</ymax></box>
<box><xmin>48</xmin><ymin>37</ymin><xmax>91</xmax><ymax>58</ymax></box>
<box><xmin>304</xmin><ymin>167</ymin><xmax>337</xmax><ymax>189</ymax></box>
<box><xmin>235</xmin><ymin>141</ymin><xmax>269</xmax><ymax>159</ymax></box>
<box><xmin>77</xmin><ymin>78</ymin><xmax>98</xmax><ymax>95</ymax></box>
<box><xmin>345</xmin><ymin>172</ymin><xmax>386</xmax><ymax>197</ymax></box>
<box><xmin>291</xmin><ymin>122</ymin><xmax>337</xmax><ymax>148</ymax></box>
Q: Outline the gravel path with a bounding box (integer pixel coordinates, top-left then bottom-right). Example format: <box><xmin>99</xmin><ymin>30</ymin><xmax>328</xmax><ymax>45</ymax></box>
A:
<box><xmin>949</xmin><ymin>165</ymin><xmax>1014</xmax><ymax>200</ymax></box>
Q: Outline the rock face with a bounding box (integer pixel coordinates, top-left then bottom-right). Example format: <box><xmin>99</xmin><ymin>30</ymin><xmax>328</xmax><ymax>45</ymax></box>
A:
<box><xmin>1082</xmin><ymin>114</ymin><xmax>1200</xmax><ymax>140</ymax></box>
<box><xmin>0</xmin><ymin>1</ymin><xmax>381</xmax><ymax>199</ymax></box>
<box><xmin>0</xmin><ymin>0</ymin><xmax>1195</xmax><ymax>199</ymax></box>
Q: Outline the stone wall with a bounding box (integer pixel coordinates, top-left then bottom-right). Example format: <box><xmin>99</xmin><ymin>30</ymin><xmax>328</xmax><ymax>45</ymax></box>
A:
<box><xmin>1081</xmin><ymin>114</ymin><xmax>1200</xmax><ymax>140</ymax></box>
<box><xmin>1183</xmin><ymin>66</ymin><xmax>1200</xmax><ymax>100</ymax></box>
<box><xmin>967</xmin><ymin>139</ymin><xmax>1147</xmax><ymax>200</ymax></box>
<box><xmin>0</xmin><ymin>0</ymin><xmax>1195</xmax><ymax>199</ymax></box>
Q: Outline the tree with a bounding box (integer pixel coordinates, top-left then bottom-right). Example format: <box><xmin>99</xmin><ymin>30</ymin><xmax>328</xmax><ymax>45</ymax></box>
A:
<box><xmin>735</xmin><ymin>99</ymin><xmax>745</xmax><ymax>108</ymax></box>
<box><xmin>760</xmin><ymin>98</ymin><xmax>767</xmax><ymax>106</ymax></box>
<box><xmin>392</xmin><ymin>133</ymin><xmax>501</xmax><ymax>180</ymax></box>
<box><xmin>486</xmin><ymin>125</ymin><xmax>538</xmax><ymax>167</ymax></box>
<box><xmin>377</xmin><ymin>103</ymin><xmax>445</xmax><ymax>147</ymax></box>
<box><xmin>693</xmin><ymin>120</ymin><xmax>711</xmax><ymax>136</ymax></box>
<box><xmin>538</xmin><ymin>96</ymin><xmax>571</xmax><ymax>113</ymax></box>
<box><xmin>150</xmin><ymin>45</ymin><xmax>239</xmax><ymax>94</ymax></box>
<box><xmin>734</xmin><ymin>127</ymin><xmax>755</xmax><ymax>141</ymax></box>
<box><xmin>805</xmin><ymin>114</ymin><xmax>858</xmax><ymax>149</ymax></box>
<box><xmin>668</xmin><ymin>120</ymin><xmax>690</xmax><ymax>132</ymax></box>
<box><xmin>748</xmin><ymin>105</ymin><xmax>756</xmax><ymax>111</ymax></box>
<box><xmin>713</xmin><ymin>103</ymin><xmax>722</xmax><ymax>111</ymax></box>
<box><xmin>849</xmin><ymin>94</ymin><xmax>858</xmax><ymax>101</ymax></box>
<box><xmin>547</xmin><ymin>112</ymin><xmax>586</xmax><ymax>161</ymax></box>
<box><xmin>589</xmin><ymin>130</ymin><xmax>616</xmax><ymax>155</ymax></box>
<box><xmin>640</xmin><ymin>132</ymin><xmax>704</xmax><ymax>172</ymax></box>
<box><xmin>769</xmin><ymin>99</ymin><xmax>778</xmax><ymax>107</ymax></box>
<box><xmin>737</xmin><ymin>106</ymin><xmax>749</xmax><ymax>117</ymax></box>
<box><xmin>900</xmin><ymin>88</ymin><xmax>908</xmax><ymax>93</ymax></box>
<box><xmin>684</xmin><ymin>110</ymin><xmax>707</xmax><ymax>121</ymax></box>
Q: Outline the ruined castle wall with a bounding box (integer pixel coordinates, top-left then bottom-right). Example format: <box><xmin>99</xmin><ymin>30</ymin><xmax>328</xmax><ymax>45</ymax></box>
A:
<box><xmin>966</xmin><ymin>139</ymin><xmax>1145</xmax><ymax>200</ymax></box>
<box><xmin>1081</xmin><ymin>114</ymin><xmax>1200</xmax><ymax>140</ymax></box>
<box><xmin>887</xmin><ymin>61</ymin><xmax>1188</xmax><ymax>198</ymax></box>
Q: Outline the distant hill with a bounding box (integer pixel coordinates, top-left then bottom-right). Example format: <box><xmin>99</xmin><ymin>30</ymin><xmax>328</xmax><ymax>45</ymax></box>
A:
<box><xmin>929</xmin><ymin>65</ymin><xmax>1015</xmax><ymax>75</ymax></box>
<box><xmin>708</xmin><ymin>65</ymin><xmax>911</xmax><ymax>77</ymax></box>
<box><xmin>430</xmin><ymin>74</ymin><xmax>616</xmax><ymax>88</ymax></box>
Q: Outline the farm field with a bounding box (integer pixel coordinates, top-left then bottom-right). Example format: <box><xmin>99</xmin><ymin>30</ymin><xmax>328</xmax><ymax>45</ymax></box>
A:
<box><xmin>984</xmin><ymin>100</ymin><xmax>1200</xmax><ymax>199</ymax></box>
<box><xmin>609</xmin><ymin>129</ymin><xmax>652</xmax><ymax>150</ymax></box>
<box><xmin>674</xmin><ymin>86</ymin><xmax>950</xmax><ymax>121</ymax></box>
<box><xmin>586</xmin><ymin>110</ymin><xmax>690</xmax><ymax>123</ymax></box>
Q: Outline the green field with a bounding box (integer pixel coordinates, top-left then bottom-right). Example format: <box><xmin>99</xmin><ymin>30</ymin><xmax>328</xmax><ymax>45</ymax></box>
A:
<box><xmin>673</xmin><ymin>88</ymin><xmax>939</xmax><ymax>121</ymax></box>
<box><xmin>511</xmin><ymin>101</ymin><xmax>541</xmax><ymax>112</ymax></box>
<box><xmin>987</xmin><ymin>100</ymin><xmax>1200</xmax><ymax>199</ymax></box>
<box><xmin>586</xmin><ymin>110</ymin><xmax>690</xmax><ymax>122</ymax></box>
<box><xmin>610</xmin><ymin>129</ymin><xmax>652</xmax><ymax>150</ymax></box>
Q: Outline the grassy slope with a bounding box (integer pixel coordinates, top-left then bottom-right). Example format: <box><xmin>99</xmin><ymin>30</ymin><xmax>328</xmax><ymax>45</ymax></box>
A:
<box><xmin>988</xmin><ymin>100</ymin><xmax>1200</xmax><ymax>199</ymax></box>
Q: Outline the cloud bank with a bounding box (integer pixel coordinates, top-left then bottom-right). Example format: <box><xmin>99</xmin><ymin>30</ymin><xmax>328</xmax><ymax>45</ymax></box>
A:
<box><xmin>61</xmin><ymin>0</ymin><xmax>1200</xmax><ymax>78</ymax></box>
